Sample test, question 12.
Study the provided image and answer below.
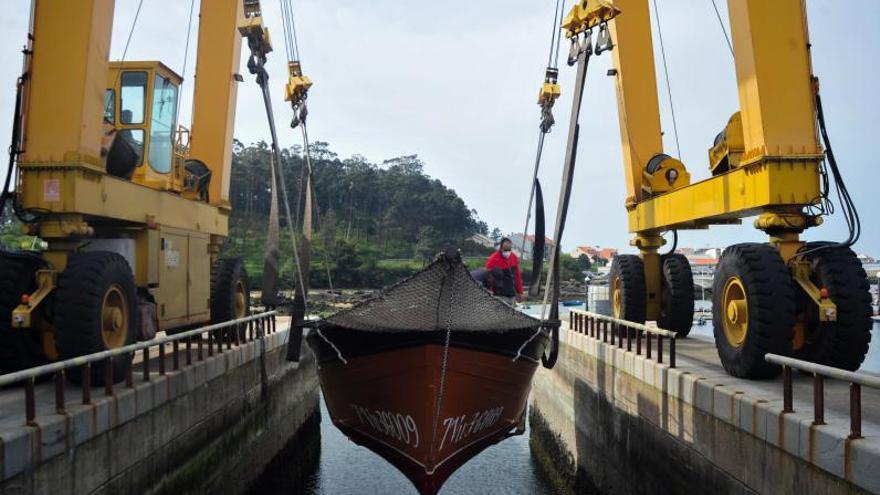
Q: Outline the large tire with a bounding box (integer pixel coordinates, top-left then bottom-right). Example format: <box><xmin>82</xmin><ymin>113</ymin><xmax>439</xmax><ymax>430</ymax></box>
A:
<box><xmin>0</xmin><ymin>252</ymin><xmax>48</xmax><ymax>373</ymax></box>
<box><xmin>792</xmin><ymin>243</ymin><xmax>872</xmax><ymax>371</ymax></box>
<box><xmin>55</xmin><ymin>252</ymin><xmax>137</xmax><ymax>385</ymax></box>
<box><xmin>713</xmin><ymin>243</ymin><xmax>795</xmax><ymax>379</ymax></box>
<box><xmin>658</xmin><ymin>253</ymin><xmax>695</xmax><ymax>336</ymax></box>
<box><xmin>210</xmin><ymin>258</ymin><xmax>249</xmax><ymax>324</ymax></box>
<box><xmin>609</xmin><ymin>255</ymin><xmax>646</xmax><ymax>324</ymax></box>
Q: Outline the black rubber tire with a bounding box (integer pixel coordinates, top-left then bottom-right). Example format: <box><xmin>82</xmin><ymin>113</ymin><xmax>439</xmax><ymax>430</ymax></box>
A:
<box><xmin>658</xmin><ymin>253</ymin><xmax>695</xmax><ymax>336</ymax></box>
<box><xmin>712</xmin><ymin>243</ymin><xmax>795</xmax><ymax>379</ymax></box>
<box><xmin>55</xmin><ymin>251</ymin><xmax>137</xmax><ymax>385</ymax></box>
<box><xmin>0</xmin><ymin>252</ymin><xmax>48</xmax><ymax>373</ymax></box>
<box><xmin>211</xmin><ymin>258</ymin><xmax>250</xmax><ymax>340</ymax></box>
<box><xmin>792</xmin><ymin>243</ymin><xmax>872</xmax><ymax>371</ymax></box>
<box><xmin>609</xmin><ymin>255</ymin><xmax>646</xmax><ymax>324</ymax></box>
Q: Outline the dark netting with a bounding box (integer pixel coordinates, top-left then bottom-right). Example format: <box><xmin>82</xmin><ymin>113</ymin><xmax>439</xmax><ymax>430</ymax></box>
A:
<box><xmin>324</xmin><ymin>253</ymin><xmax>540</xmax><ymax>333</ymax></box>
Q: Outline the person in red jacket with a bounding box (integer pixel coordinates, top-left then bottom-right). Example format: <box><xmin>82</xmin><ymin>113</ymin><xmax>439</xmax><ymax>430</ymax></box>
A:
<box><xmin>485</xmin><ymin>237</ymin><xmax>524</xmax><ymax>302</ymax></box>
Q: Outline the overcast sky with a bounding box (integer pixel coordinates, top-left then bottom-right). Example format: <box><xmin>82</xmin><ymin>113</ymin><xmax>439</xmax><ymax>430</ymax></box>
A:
<box><xmin>1</xmin><ymin>1</ymin><xmax>878</xmax><ymax>256</ymax></box>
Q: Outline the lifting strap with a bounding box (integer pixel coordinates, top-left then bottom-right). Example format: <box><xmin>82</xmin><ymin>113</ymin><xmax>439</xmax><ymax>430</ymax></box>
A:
<box><xmin>541</xmin><ymin>22</ymin><xmax>616</xmax><ymax>369</ymax></box>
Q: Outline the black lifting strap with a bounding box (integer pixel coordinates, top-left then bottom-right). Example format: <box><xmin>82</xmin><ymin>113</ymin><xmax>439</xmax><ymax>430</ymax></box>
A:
<box><xmin>542</xmin><ymin>34</ymin><xmax>594</xmax><ymax>369</ymax></box>
<box><xmin>242</xmin><ymin>30</ymin><xmax>310</xmax><ymax>363</ymax></box>
<box><xmin>528</xmin><ymin>178</ymin><xmax>545</xmax><ymax>298</ymax></box>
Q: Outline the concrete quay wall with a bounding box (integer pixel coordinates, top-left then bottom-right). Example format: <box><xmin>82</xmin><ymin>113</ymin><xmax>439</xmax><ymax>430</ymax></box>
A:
<box><xmin>0</xmin><ymin>326</ymin><xmax>319</xmax><ymax>495</ymax></box>
<box><xmin>529</xmin><ymin>328</ymin><xmax>877</xmax><ymax>494</ymax></box>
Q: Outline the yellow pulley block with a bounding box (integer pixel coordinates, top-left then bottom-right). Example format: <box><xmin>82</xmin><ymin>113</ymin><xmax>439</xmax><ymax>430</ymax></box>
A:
<box><xmin>284</xmin><ymin>60</ymin><xmax>313</xmax><ymax>105</ymax></box>
<box><xmin>561</xmin><ymin>0</ymin><xmax>621</xmax><ymax>38</ymax></box>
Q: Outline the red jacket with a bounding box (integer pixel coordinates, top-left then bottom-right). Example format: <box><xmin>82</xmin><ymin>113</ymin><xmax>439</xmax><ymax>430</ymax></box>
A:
<box><xmin>485</xmin><ymin>251</ymin><xmax>524</xmax><ymax>295</ymax></box>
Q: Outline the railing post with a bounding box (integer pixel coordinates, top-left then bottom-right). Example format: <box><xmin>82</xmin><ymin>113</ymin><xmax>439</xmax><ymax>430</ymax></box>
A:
<box><xmin>25</xmin><ymin>377</ymin><xmax>36</xmax><ymax>426</ymax></box>
<box><xmin>670</xmin><ymin>337</ymin><xmax>676</xmax><ymax>368</ymax></box>
<box><xmin>626</xmin><ymin>326</ymin><xmax>632</xmax><ymax>352</ymax></box>
<box><xmin>55</xmin><ymin>370</ymin><xmax>66</xmax><ymax>414</ymax></box>
<box><xmin>570</xmin><ymin>312</ymin><xmax>574</xmax><ymax>330</ymax></box>
<box><xmin>173</xmin><ymin>340</ymin><xmax>180</xmax><ymax>370</ymax></box>
<box><xmin>208</xmin><ymin>332</ymin><xmax>214</xmax><ymax>357</ymax></box>
<box><xmin>636</xmin><ymin>330</ymin><xmax>642</xmax><ymax>355</ymax></box>
<box><xmin>657</xmin><ymin>335</ymin><xmax>664</xmax><ymax>364</ymax></box>
<box><xmin>782</xmin><ymin>366</ymin><xmax>793</xmax><ymax>413</ymax></box>
<box><xmin>186</xmin><ymin>337</ymin><xmax>193</xmax><ymax>365</ymax></box>
<box><xmin>198</xmin><ymin>335</ymin><xmax>204</xmax><ymax>361</ymax></box>
<box><xmin>104</xmin><ymin>357</ymin><xmax>113</xmax><ymax>396</ymax></box>
<box><xmin>82</xmin><ymin>363</ymin><xmax>92</xmax><ymax>405</ymax></box>
<box><xmin>159</xmin><ymin>343</ymin><xmax>166</xmax><ymax>375</ymax></box>
<box><xmin>143</xmin><ymin>348</ymin><xmax>151</xmax><ymax>382</ymax></box>
<box><xmin>813</xmin><ymin>374</ymin><xmax>825</xmax><ymax>425</ymax></box>
<box><xmin>646</xmin><ymin>333</ymin><xmax>652</xmax><ymax>359</ymax></box>
<box><xmin>850</xmin><ymin>383</ymin><xmax>862</xmax><ymax>439</ymax></box>
<box><xmin>617</xmin><ymin>324</ymin><xmax>623</xmax><ymax>348</ymax></box>
<box><xmin>126</xmin><ymin>354</ymin><xmax>134</xmax><ymax>388</ymax></box>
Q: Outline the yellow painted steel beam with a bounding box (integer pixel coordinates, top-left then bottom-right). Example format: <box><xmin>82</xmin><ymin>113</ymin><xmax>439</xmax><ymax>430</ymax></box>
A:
<box><xmin>608</xmin><ymin>0</ymin><xmax>664</xmax><ymax>203</ymax></box>
<box><xmin>627</xmin><ymin>157</ymin><xmax>821</xmax><ymax>233</ymax></box>
<box><xmin>727</xmin><ymin>0</ymin><xmax>821</xmax><ymax>162</ymax></box>
<box><xmin>189</xmin><ymin>0</ymin><xmax>244</xmax><ymax>208</ymax></box>
<box><xmin>18</xmin><ymin>165</ymin><xmax>228</xmax><ymax>237</ymax></box>
<box><xmin>20</xmin><ymin>0</ymin><xmax>115</xmax><ymax>169</ymax></box>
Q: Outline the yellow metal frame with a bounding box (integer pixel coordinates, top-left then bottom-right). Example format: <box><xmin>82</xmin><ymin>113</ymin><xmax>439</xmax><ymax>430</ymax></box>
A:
<box><xmin>791</xmin><ymin>261</ymin><xmax>837</xmax><ymax>322</ymax></box>
<box><xmin>11</xmin><ymin>270</ymin><xmax>57</xmax><ymax>329</ymax></box>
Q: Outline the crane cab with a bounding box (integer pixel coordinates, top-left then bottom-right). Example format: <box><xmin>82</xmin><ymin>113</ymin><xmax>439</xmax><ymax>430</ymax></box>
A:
<box><xmin>104</xmin><ymin>61</ymin><xmax>186</xmax><ymax>194</ymax></box>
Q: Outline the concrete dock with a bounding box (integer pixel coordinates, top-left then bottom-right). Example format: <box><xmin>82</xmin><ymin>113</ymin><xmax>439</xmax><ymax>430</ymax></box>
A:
<box><xmin>0</xmin><ymin>316</ymin><xmax>319</xmax><ymax>495</ymax></box>
<box><xmin>530</xmin><ymin>322</ymin><xmax>880</xmax><ymax>494</ymax></box>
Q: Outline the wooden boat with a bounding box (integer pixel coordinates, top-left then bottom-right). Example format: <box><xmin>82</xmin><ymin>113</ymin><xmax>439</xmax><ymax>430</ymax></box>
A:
<box><xmin>306</xmin><ymin>252</ymin><xmax>550</xmax><ymax>494</ymax></box>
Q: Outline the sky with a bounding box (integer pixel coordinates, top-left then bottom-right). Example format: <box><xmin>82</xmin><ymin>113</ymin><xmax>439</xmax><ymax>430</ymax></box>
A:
<box><xmin>1</xmin><ymin>1</ymin><xmax>878</xmax><ymax>256</ymax></box>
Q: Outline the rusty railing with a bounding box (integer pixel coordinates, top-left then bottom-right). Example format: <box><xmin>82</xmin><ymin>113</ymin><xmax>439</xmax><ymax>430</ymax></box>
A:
<box><xmin>0</xmin><ymin>311</ymin><xmax>278</xmax><ymax>426</ymax></box>
<box><xmin>765</xmin><ymin>353</ymin><xmax>880</xmax><ymax>439</ymax></box>
<box><xmin>568</xmin><ymin>309</ymin><xmax>677</xmax><ymax>368</ymax></box>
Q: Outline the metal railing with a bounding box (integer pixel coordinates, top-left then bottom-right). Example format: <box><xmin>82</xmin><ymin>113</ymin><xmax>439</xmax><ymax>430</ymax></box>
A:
<box><xmin>0</xmin><ymin>311</ymin><xmax>278</xmax><ymax>426</ymax></box>
<box><xmin>568</xmin><ymin>309</ymin><xmax>677</xmax><ymax>368</ymax></box>
<box><xmin>765</xmin><ymin>353</ymin><xmax>880</xmax><ymax>439</ymax></box>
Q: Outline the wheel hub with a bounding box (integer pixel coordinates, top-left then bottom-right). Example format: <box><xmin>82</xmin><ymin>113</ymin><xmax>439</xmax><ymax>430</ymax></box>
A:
<box><xmin>721</xmin><ymin>277</ymin><xmax>748</xmax><ymax>347</ymax></box>
<box><xmin>101</xmin><ymin>284</ymin><xmax>128</xmax><ymax>349</ymax></box>
<box><xmin>612</xmin><ymin>276</ymin><xmax>622</xmax><ymax>317</ymax></box>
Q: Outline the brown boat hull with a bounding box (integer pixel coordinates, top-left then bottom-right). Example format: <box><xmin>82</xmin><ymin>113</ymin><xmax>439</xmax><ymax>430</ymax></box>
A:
<box><xmin>315</xmin><ymin>342</ymin><xmax>542</xmax><ymax>494</ymax></box>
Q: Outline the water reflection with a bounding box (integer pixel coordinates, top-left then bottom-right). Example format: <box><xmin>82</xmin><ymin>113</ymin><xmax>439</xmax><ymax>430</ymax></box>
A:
<box><xmin>252</xmin><ymin>398</ymin><xmax>554</xmax><ymax>495</ymax></box>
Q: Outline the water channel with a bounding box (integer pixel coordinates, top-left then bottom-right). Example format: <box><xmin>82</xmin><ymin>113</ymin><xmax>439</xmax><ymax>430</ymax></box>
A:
<box><xmin>249</xmin><ymin>301</ymin><xmax>880</xmax><ymax>493</ymax></box>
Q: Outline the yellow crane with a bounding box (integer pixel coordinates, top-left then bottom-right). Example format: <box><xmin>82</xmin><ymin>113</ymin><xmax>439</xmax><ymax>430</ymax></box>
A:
<box><xmin>0</xmin><ymin>0</ymin><xmax>301</xmax><ymax>383</ymax></box>
<box><xmin>559</xmin><ymin>0</ymin><xmax>871</xmax><ymax>378</ymax></box>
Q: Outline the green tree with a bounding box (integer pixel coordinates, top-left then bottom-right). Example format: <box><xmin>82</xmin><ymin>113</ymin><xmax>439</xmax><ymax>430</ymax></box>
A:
<box><xmin>577</xmin><ymin>254</ymin><xmax>591</xmax><ymax>272</ymax></box>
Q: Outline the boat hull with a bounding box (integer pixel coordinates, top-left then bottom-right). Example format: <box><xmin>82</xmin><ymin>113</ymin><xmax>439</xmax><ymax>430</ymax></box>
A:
<box><xmin>312</xmin><ymin>336</ymin><xmax>544</xmax><ymax>494</ymax></box>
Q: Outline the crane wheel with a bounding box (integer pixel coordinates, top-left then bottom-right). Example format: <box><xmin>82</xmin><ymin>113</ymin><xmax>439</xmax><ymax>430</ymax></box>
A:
<box><xmin>792</xmin><ymin>243</ymin><xmax>872</xmax><ymax>371</ymax></box>
<box><xmin>210</xmin><ymin>258</ymin><xmax>250</xmax><ymax>341</ymax></box>
<box><xmin>55</xmin><ymin>252</ymin><xmax>137</xmax><ymax>385</ymax></box>
<box><xmin>658</xmin><ymin>253</ymin><xmax>695</xmax><ymax>336</ymax></box>
<box><xmin>712</xmin><ymin>243</ymin><xmax>795</xmax><ymax>378</ymax></box>
<box><xmin>609</xmin><ymin>255</ymin><xmax>646</xmax><ymax>324</ymax></box>
<box><xmin>0</xmin><ymin>252</ymin><xmax>49</xmax><ymax>373</ymax></box>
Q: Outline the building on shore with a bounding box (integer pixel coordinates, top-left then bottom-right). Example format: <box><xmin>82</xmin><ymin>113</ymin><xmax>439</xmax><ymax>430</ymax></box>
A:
<box><xmin>569</xmin><ymin>246</ymin><xmax>618</xmax><ymax>265</ymax></box>
<box><xmin>508</xmin><ymin>233</ymin><xmax>554</xmax><ymax>261</ymax></box>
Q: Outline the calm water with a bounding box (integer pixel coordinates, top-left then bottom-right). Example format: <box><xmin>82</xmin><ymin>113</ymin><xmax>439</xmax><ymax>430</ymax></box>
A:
<box><xmin>251</xmin><ymin>398</ymin><xmax>554</xmax><ymax>495</ymax></box>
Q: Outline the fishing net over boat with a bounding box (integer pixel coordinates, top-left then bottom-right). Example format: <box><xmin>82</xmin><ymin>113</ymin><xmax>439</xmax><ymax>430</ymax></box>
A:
<box><xmin>324</xmin><ymin>251</ymin><xmax>541</xmax><ymax>333</ymax></box>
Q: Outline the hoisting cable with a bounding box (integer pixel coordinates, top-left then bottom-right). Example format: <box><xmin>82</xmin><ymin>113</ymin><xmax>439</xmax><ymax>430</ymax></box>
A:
<box><xmin>520</xmin><ymin>0</ymin><xmax>566</xmax><ymax>290</ymax></box>
<box><xmin>709</xmin><ymin>0</ymin><xmax>734</xmax><ymax>57</ymax></box>
<box><xmin>174</xmin><ymin>0</ymin><xmax>197</xmax><ymax>121</ymax></box>
<box><xmin>651</xmin><ymin>0</ymin><xmax>682</xmax><ymax>159</ymax></box>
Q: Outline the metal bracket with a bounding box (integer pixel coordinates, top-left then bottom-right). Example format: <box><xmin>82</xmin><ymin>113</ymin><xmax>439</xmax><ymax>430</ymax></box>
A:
<box><xmin>11</xmin><ymin>269</ymin><xmax>57</xmax><ymax>329</ymax></box>
<box><xmin>790</xmin><ymin>261</ymin><xmax>837</xmax><ymax>322</ymax></box>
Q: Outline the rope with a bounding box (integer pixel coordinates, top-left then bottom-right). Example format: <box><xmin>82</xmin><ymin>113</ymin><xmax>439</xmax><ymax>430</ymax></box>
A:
<box><xmin>651</xmin><ymin>0</ymin><xmax>682</xmax><ymax>159</ymax></box>
<box><xmin>710</xmin><ymin>0</ymin><xmax>734</xmax><ymax>57</ymax></box>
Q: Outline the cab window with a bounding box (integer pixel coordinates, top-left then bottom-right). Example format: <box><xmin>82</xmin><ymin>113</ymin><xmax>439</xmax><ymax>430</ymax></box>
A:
<box><xmin>103</xmin><ymin>89</ymin><xmax>115</xmax><ymax>123</ymax></box>
<box><xmin>120</xmin><ymin>72</ymin><xmax>147</xmax><ymax>124</ymax></box>
<box><xmin>148</xmin><ymin>74</ymin><xmax>178</xmax><ymax>174</ymax></box>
